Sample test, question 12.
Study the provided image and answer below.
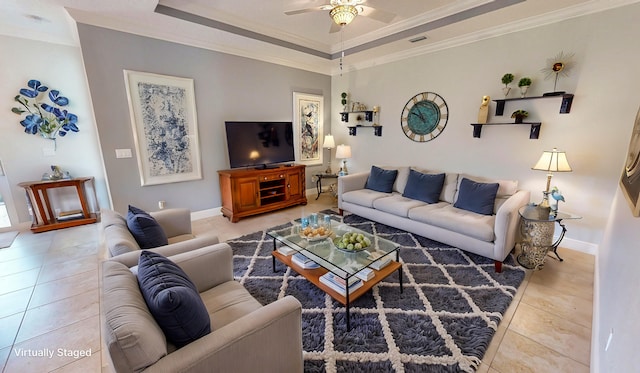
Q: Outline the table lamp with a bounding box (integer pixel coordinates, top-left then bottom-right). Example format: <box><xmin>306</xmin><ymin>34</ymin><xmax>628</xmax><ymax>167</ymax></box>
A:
<box><xmin>322</xmin><ymin>134</ymin><xmax>335</xmax><ymax>174</ymax></box>
<box><xmin>532</xmin><ymin>147</ymin><xmax>572</xmax><ymax>208</ymax></box>
<box><xmin>336</xmin><ymin>144</ymin><xmax>352</xmax><ymax>176</ymax></box>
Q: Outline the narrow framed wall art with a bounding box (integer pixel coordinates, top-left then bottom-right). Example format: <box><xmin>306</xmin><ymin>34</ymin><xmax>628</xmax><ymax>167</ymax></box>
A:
<box><xmin>124</xmin><ymin>70</ymin><xmax>202</xmax><ymax>186</ymax></box>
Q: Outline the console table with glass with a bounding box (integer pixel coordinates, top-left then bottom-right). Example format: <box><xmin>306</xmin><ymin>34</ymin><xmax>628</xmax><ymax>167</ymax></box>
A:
<box><xmin>517</xmin><ymin>205</ymin><xmax>582</xmax><ymax>270</ymax></box>
<box><xmin>269</xmin><ymin>214</ymin><xmax>402</xmax><ymax>330</ymax></box>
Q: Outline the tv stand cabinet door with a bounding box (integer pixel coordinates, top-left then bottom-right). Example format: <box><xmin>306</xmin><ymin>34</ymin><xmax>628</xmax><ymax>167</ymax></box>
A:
<box><xmin>235</xmin><ymin>177</ymin><xmax>260</xmax><ymax>212</ymax></box>
<box><xmin>287</xmin><ymin>168</ymin><xmax>304</xmax><ymax>200</ymax></box>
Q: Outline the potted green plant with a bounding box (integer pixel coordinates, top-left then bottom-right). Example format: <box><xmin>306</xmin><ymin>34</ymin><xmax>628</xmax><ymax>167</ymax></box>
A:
<box><xmin>518</xmin><ymin>77</ymin><xmax>532</xmax><ymax>97</ymax></box>
<box><xmin>511</xmin><ymin>109</ymin><xmax>529</xmax><ymax>124</ymax></box>
<box><xmin>341</xmin><ymin>92</ymin><xmax>348</xmax><ymax>111</ymax></box>
<box><xmin>501</xmin><ymin>73</ymin><xmax>514</xmax><ymax>97</ymax></box>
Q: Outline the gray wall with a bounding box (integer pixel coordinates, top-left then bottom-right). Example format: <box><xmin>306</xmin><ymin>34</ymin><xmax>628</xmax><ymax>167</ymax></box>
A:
<box><xmin>77</xmin><ymin>24</ymin><xmax>331</xmax><ymax>214</ymax></box>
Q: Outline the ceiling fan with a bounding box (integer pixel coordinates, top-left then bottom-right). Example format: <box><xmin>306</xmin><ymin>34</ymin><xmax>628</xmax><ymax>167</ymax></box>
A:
<box><xmin>285</xmin><ymin>0</ymin><xmax>396</xmax><ymax>33</ymax></box>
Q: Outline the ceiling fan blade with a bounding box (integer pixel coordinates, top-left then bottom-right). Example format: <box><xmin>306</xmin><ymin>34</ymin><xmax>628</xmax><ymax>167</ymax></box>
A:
<box><xmin>284</xmin><ymin>6</ymin><xmax>325</xmax><ymax>15</ymax></box>
<box><xmin>359</xmin><ymin>5</ymin><xmax>396</xmax><ymax>23</ymax></box>
<box><xmin>329</xmin><ymin>21</ymin><xmax>342</xmax><ymax>34</ymax></box>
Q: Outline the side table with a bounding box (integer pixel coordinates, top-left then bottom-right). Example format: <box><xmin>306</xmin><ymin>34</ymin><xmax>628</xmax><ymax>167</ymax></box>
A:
<box><xmin>314</xmin><ymin>173</ymin><xmax>338</xmax><ymax>200</ymax></box>
<box><xmin>517</xmin><ymin>205</ymin><xmax>581</xmax><ymax>270</ymax></box>
<box><xmin>19</xmin><ymin>177</ymin><xmax>98</xmax><ymax>233</ymax></box>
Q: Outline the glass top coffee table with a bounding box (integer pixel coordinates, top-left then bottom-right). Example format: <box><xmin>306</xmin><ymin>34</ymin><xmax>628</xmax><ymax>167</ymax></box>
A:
<box><xmin>268</xmin><ymin>213</ymin><xmax>402</xmax><ymax>330</ymax></box>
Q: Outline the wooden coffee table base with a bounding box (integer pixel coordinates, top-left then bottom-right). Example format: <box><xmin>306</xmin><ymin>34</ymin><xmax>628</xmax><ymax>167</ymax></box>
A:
<box><xmin>271</xmin><ymin>248</ymin><xmax>402</xmax><ymax>330</ymax></box>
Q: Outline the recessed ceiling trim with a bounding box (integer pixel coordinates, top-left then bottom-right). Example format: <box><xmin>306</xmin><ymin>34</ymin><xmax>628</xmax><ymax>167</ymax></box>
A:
<box><xmin>154</xmin><ymin>4</ymin><xmax>332</xmax><ymax>59</ymax></box>
<box><xmin>330</xmin><ymin>0</ymin><xmax>525</xmax><ymax>59</ymax></box>
<box><xmin>157</xmin><ymin>0</ymin><xmax>524</xmax><ymax>61</ymax></box>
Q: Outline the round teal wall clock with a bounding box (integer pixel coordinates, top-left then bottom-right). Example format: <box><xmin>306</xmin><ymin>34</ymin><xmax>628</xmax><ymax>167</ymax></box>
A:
<box><xmin>401</xmin><ymin>92</ymin><xmax>449</xmax><ymax>142</ymax></box>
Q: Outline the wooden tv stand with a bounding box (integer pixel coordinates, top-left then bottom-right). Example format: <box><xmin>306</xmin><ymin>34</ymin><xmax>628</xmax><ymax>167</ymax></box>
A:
<box><xmin>218</xmin><ymin>165</ymin><xmax>307</xmax><ymax>222</ymax></box>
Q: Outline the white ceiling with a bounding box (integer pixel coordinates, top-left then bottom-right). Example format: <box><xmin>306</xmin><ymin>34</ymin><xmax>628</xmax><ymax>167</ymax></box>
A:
<box><xmin>1</xmin><ymin>0</ymin><xmax>638</xmax><ymax>75</ymax></box>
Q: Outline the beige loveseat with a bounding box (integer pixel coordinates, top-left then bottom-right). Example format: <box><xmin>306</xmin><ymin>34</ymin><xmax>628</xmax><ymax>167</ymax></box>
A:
<box><xmin>102</xmin><ymin>208</ymin><xmax>220</xmax><ymax>266</ymax></box>
<box><xmin>102</xmin><ymin>244</ymin><xmax>304</xmax><ymax>372</ymax></box>
<box><xmin>338</xmin><ymin>166</ymin><xmax>530</xmax><ymax>272</ymax></box>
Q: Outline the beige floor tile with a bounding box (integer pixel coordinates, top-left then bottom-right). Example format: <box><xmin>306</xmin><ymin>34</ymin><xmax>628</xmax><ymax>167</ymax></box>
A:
<box><xmin>0</xmin><ymin>254</ymin><xmax>44</xmax><ymax>276</ymax></box>
<box><xmin>521</xmin><ymin>281</ymin><xmax>593</xmax><ymax>328</ymax></box>
<box><xmin>50</xmin><ymin>349</ymin><xmax>102</xmax><ymax>372</ymax></box>
<box><xmin>492</xmin><ymin>330</ymin><xmax>589</xmax><ymax>373</ymax></box>
<box><xmin>37</xmin><ymin>255</ymin><xmax>98</xmax><ymax>284</ymax></box>
<box><xmin>29</xmin><ymin>271</ymin><xmax>99</xmax><ymax>309</ymax></box>
<box><xmin>44</xmin><ymin>242</ymin><xmax>99</xmax><ymax>265</ymax></box>
<box><xmin>0</xmin><ymin>346</ymin><xmax>10</xmax><ymax>372</ymax></box>
<box><xmin>477</xmin><ymin>362</ymin><xmax>490</xmax><ymax>373</ymax></box>
<box><xmin>482</xmin><ymin>323</ymin><xmax>508</xmax><ymax>366</ymax></box>
<box><xmin>4</xmin><ymin>315</ymin><xmax>101</xmax><ymax>373</ymax></box>
<box><xmin>528</xmin><ymin>266</ymin><xmax>593</xmax><ymax>302</ymax></box>
<box><xmin>0</xmin><ymin>243</ymin><xmax>50</xmax><ymax>263</ymax></box>
<box><xmin>0</xmin><ymin>268</ymin><xmax>40</xmax><ymax>296</ymax></box>
<box><xmin>0</xmin><ymin>288</ymin><xmax>33</xmax><ymax>319</ymax></box>
<box><xmin>0</xmin><ymin>313</ymin><xmax>23</xmax><ymax>349</ymax></box>
<box><xmin>48</xmin><ymin>225</ymin><xmax>99</xmax><ymax>250</ymax></box>
<box><xmin>509</xmin><ymin>302</ymin><xmax>591</xmax><ymax>365</ymax></box>
<box><xmin>15</xmin><ymin>289</ymin><xmax>99</xmax><ymax>344</ymax></box>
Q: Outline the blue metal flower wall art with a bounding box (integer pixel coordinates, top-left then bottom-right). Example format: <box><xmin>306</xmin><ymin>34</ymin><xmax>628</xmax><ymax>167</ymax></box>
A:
<box><xmin>11</xmin><ymin>79</ymin><xmax>79</xmax><ymax>146</ymax></box>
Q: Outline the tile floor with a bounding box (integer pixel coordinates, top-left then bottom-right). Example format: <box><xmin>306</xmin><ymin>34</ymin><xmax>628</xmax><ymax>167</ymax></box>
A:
<box><xmin>0</xmin><ymin>195</ymin><xmax>594</xmax><ymax>372</ymax></box>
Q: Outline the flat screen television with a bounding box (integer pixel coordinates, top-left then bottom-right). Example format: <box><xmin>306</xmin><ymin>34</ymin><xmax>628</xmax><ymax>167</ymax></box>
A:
<box><xmin>224</xmin><ymin>121</ymin><xmax>295</xmax><ymax>169</ymax></box>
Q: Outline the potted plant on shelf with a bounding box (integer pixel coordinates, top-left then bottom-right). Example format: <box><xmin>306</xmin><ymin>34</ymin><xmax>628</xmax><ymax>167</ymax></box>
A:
<box><xmin>518</xmin><ymin>77</ymin><xmax>532</xmax><ymax>97</ymax></box>
<box><xmin>341</xmin><ymin>92</ymin><xmax>348</xmax><ymax>111</ymax></box>
<box><xmin>501</xmin><ymin>73</ymin><xmax>514</xmax><ymax>97</ymax></box>
<box><xmin>511</xmin><ymin>110</ymin><xmax>529</xmax><ymax>124</ymax></box>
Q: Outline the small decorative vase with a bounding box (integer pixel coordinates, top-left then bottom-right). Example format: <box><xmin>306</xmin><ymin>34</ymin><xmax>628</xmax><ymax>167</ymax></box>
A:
<box><xmin>502</xmin><ymin>87</ymin><xmax>511</xmax><ymax>97</ymax></box>
<box><xmin>520</xmin><ymin>86</ymin><xmax>529</xmax><ymax>98</ymax></box>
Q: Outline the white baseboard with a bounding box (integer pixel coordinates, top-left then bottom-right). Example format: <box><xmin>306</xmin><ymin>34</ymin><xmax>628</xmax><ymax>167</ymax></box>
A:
<box><xmin>191</xmin><ymin>207</ymin><xmax>222</xmax><ymax>221</ymax></box>
<box><xmin>554</xmin><ymin>235</ymin><xmax>598</xmax><ymax>255</ymax></box>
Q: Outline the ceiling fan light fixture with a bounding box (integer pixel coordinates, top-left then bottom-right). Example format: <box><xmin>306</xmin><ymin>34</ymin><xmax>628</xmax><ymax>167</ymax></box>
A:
<box><xmin>330</xmin><ymin>5</ymin><xmax>358</xmax><ymax>26</ymax></box>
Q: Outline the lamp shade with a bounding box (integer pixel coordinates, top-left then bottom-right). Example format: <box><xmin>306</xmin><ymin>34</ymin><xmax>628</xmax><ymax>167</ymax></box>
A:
<box><xmin>532</xmin><ymin>148</ymin><xmax>572</xmax><ymax>172</ymax></box>
<box><xmin>335</xmin><ymin>144</ymin><xmax>352</xmax><ymax>159</ymax></box>
<box><xmin>323</xmin><ymin>134</ymin><xmax>335</xmax><ymax>149</ymax></box>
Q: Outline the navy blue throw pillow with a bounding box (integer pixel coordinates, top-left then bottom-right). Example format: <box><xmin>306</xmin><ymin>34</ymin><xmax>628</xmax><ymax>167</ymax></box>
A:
<box><xmin>402</xmin><ymin>170</ymin><xmax>445</xmax><ymax>204</ymax></box>
<box><xmin>127</xmin><ymin>205</ymin><xmax>168</xmax><ymax>249</ymax></box>
<box><xmin>137</xmin><ymin>251</ymin><xmax>211</xmax><ymax>347</ymax></box>
<box><xmin>453</xmin><ymin>178</ymin><xmax>500</xmax><ymax>215</ymax></box>
<box><xmin>365</xmin><ymin>166</ymin><xmax>398</xmax><ymax>193</ymax></box>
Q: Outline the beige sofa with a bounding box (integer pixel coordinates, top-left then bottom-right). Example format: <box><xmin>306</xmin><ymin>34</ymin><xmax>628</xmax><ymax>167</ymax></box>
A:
<box><xmin>338</xmin><ymin>166</ymin><xmax>530</xmax><ymax>272</ymax></box>
<box><xmin>102</xmin><ymin>208</ymin><xmax>220</xmax><ymax>266</ymax></box>
<box><xmin>102</xmin><ymin>244</ymin><xmax>304</xmax><ymax>372</ymax></box>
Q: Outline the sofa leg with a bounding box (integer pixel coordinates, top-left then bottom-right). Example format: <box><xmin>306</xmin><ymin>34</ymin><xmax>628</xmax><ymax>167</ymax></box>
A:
<box><xmin>494</xmin><ymin>261</ymin><xmax>503</xmax><ymax>273</ymax></box>
<box><xmin>339</xmin><ymin>209</ymin><xmax>344</xmax><ymax>216</ymax></box>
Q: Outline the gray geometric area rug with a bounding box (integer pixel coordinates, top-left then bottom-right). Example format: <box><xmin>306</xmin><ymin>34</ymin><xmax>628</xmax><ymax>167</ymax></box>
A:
<box><xmin>227</xmin><ymin>211</ymin><xmax>525</xmax><ymax>372</ymax></box>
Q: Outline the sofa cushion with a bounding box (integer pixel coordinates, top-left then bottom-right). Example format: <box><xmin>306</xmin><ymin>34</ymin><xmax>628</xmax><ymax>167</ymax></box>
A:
<box><xmin>342</xmin><ymin>189</ymin><xmax>390</xmax><ymax>208</ymax></box>
<box><xmin>102</xmin><ymin>261</ymin><xmax>167</xmax><ymax>372</ymax></box>
<box><xmin>402</xmin><ymin>170</ymin><xmax>445</xmax><ymax>204</ymax></box>
<box><xmin>409</xmin><ymin>204</ymin><xmax>496</xmax><ymax>242</ymax></box>
<box><xmin>127</xmin><ymin>205</ymin><xmax>169</xmax><ymax>249</ymax></box>
<box><xmin>372</xmin><ymin>194</ymin><xmax>427</xmax><ymax>217</ymax></box>
<box><xmin>454</xmin><ymin>178</ymin><xmax>499</xmax><ymax>215</ymax></box>
<box><xmin>137</xmin><ymin>251</ymin><xmax>211</xmax><ymax>348</ymax></box>
<box><xmin>200</xmin><ymin>281</ymin><xmax>263</xmax><ymax>330</ymax></box>
<box><xmin>365</xmin><ymin>166</ymin><xmax>398</xmax><ymax>193</ymax></box>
